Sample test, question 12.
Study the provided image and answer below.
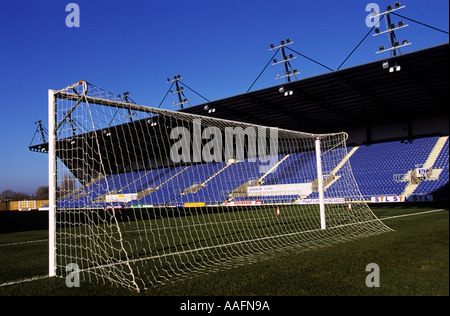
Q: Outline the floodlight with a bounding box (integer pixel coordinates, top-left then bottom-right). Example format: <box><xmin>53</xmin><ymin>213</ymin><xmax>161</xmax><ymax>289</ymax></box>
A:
<box><xmin>147</xmin><ymin>119</ymin><xmax>158</xmax><ymax>126</ymax></box>
<box><xmin>280</xmin><ymin>40</ymin><xmax>285</xmax><ymax>45</ymax></box>
<box><xmin>395</xmin><ymin>2</ymin><xmax>401</xmax><ymax>8</ymax></box>
<box><xmin>382</xmin><ymin>61</ymin><xmax>389</xmax><ymax>69</ymax></box>
<box><xmin>402</xmin><ymin>40</ymin><xmax>408</xmax><ymax>45</ymax></box>
<box><xmin>379</xmin><ymin>46</ymin><xmax>385</xmax><ymax>51</ymax></box>
<box><xmin>398</xmin><ymin>21</ymin><xmax>404</xmax><ymax>27</ymax></box>
<box><xmin>388</xmin><ymin>62</ymin><xmax>401</xmax><ymax>73</ymax></box>
<box><xmin>375</xmin><ymin>28</ymin><xmax>380</xmax><ymax>34</ymax></box>
<box><xmin>387</xmin><ymin>5</ymin><xmax>392</xmax><ymax>10</ymax></box>
<box><xmin>284</xmin><ymin>90</ymin><xmax>293</xmax><ymax>97</ymax></box>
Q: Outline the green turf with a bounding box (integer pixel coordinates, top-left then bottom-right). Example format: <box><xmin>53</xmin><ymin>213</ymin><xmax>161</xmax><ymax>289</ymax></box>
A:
<box><xmin>0</xmin><ymin>205</ymin><xmax>448</xmax><ymax>296</ymax></box>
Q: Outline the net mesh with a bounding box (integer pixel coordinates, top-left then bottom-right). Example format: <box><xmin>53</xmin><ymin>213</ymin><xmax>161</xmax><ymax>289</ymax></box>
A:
<box><xmin>51</xmin><ymin>81</ymin><xmax>392</xmax><ymax>291</ymax></box>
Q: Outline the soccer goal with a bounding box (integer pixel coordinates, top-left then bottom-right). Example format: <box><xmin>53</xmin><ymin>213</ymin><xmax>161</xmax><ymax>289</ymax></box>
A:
<box><xmin>48</xmin><ymin>80</ymin><xmax>392</xmax><ymax>291</ymax></box>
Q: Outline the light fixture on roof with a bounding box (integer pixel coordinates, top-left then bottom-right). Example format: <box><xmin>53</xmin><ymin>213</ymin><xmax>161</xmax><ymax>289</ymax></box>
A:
<box><xmin>146</xmin><ymin>118</ymin><xmax>158</xmax><ymax>127</ymax></box>
<box><xmin>279</xmin><ymin>86</ymin><xmax>293</xmax><ymax>97</ymax></box>
<box><xmin>269</xmin><ymin>38</ymin><xmax>295</xmax><ymax>51</ymax></box>
<box><xmin>389</xmin><ymin>66</ymin><xmax>401</xmax><ymax>73</ymax></box>
<box><xmin>203</xmin><ymin>104</ymin><xmax>216</xmax><ymax>113</ymax></box>
<box><xmin>373</xmin><ymin>2</ymin><xmax>411</xmax><ymax>57</ymax></box>
<box><xmin>383</xmin><ymin>61</ymin><xmax>401</xmax><ymax>73</ymax></box>
<box><xmin>167</xmin><ymin>74</ymin><xmax>189</xmax><ymax>109</ymax></box>
<box><xmin>270</xmin><ymin>39</ymin><xmax>300</xmax><ymax>83</ymax></box>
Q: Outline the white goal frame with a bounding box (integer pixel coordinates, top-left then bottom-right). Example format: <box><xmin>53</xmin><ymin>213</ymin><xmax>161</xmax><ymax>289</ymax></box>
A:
<box><xmin>47</xmin><ymin>81</ymin><xmax>392</xmax><ymax>290</ymax></box>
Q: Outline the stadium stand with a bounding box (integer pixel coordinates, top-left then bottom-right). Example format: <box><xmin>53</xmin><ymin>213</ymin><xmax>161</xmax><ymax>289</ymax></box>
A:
<box><xmin>55</xmin><ymin>135</ymin><xmax>448</xmax><ymax>208</ymax></box>
<box><xmin>413</xmin><ymin>137</ymin><xmax>449</xmax><ymax>199</ymax></box>
<box><xmin>349</xmin><ymin>136</ymin><xmax>440</xmax><ymax>199</ymax></box>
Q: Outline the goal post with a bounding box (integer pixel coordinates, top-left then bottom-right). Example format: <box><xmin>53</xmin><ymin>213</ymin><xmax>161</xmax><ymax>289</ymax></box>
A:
<box><xmin>47</xmin><ymin>80</ymin><xmax>392</xmax><ymax>291</ymax></box>
<box><xmin>315</xmin><ymin>137</ymin><xmax>326</xmax><ymax>230</ymax></box>
<box><xmin>48</xmin><ymin>89</ymin><xmax>56</xmax><ymax>278</ymax></box>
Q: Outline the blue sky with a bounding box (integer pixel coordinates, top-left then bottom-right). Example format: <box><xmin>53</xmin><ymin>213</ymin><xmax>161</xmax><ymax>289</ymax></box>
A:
<box><xmin>0</xmin><ymin>0</ymin><xmax>448</xmax><ymax>195</ymax></box>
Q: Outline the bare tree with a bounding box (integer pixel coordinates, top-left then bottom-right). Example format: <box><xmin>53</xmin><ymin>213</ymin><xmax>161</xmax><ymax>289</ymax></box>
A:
<box><xmin>0</xmin><ymin>189</ymin><xmax>15</xmax><ymax>200</ymax></box>
<box><xmin>34</xmin><ymin>186</ymin><xmax>49</xmax><ymax>200</ymax></box>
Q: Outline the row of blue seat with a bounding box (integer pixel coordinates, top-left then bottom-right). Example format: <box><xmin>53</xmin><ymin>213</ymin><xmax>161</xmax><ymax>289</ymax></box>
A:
<box><xmin>57</xmin><ymin>136</ymin><xmax>448</xmax><ymax>208</ymax></box>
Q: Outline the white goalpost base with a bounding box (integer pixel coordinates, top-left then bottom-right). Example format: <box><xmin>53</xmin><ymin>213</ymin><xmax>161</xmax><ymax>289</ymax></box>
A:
<box><xmin>48</xmin><ymin>81</ymin><xmax>392</xmax><ymax>291</ymax></box>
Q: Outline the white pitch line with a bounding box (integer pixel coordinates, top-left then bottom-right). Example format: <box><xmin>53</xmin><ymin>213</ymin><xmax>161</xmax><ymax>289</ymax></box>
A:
<box><xmin>0</xmin><ymin>275</ymin><xmax>48</xmax><ymax>287</ymax></box>
<box><xmin>379</xmin><ymin>209</ymin><xmax>447</xmax><ymax>221</ymax></box>
<box><xmin>0</xmin><ymin>239</ymin><xmax>48</xmax><ymax>247</ymax></box>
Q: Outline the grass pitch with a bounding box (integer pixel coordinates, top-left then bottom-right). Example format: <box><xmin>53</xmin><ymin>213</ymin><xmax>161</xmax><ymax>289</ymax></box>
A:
<box><xmin>0</xmin><ymin>205</ymin><xmax>448</xmax><ymax>297</ymax></box>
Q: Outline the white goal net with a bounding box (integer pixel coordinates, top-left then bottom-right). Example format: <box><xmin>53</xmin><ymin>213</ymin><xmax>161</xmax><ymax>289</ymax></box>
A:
<box><xmin>48</xmin><ymin>81</ymin><xmax>392</xmax><ymax>291</ymax></box>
